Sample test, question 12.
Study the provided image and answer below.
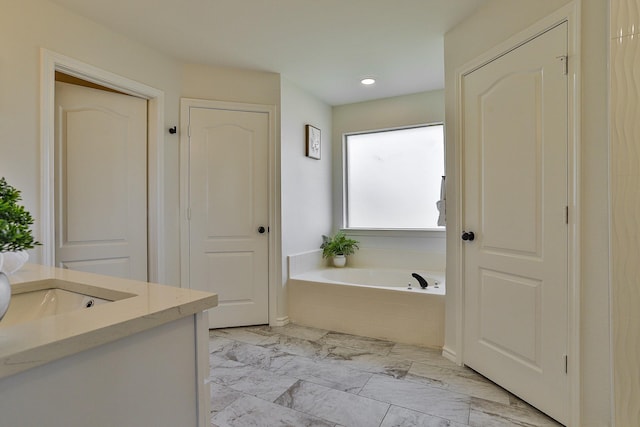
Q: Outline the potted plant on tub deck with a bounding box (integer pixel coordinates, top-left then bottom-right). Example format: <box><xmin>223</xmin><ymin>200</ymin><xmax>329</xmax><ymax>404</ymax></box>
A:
<box><xmin>0</xmin><ymin>177</ymin><xmax>40</xmax><ymax>320</ymax></box>
<box><xmin>321</xmin><ymin>231</ymin><xmax>359</xmax><ymax>268</ymax></box>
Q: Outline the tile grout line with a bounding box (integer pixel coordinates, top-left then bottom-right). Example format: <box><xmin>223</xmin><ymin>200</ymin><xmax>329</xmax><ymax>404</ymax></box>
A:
<box><xmin>377</xmin><ymin>403</ymin><xmax>392</xmax><ymax>427</ymax></box>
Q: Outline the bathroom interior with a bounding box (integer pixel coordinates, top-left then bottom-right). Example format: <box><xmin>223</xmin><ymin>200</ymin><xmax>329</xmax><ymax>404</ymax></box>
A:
<box><xmin>0</xmin><ymin>0</ymin><xmax>637</xmax><ymax>426</ymax></box>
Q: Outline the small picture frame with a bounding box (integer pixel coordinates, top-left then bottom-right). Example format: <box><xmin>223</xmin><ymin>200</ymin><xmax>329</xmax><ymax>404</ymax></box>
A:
<box><xmin>305</xmin><ymin>124</ymin><xmax>321</xmax><ymax>160</ymax></box>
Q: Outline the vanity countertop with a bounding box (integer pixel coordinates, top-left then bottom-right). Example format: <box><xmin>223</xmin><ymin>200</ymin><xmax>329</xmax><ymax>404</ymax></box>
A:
<box><xmin>0</xmin><ymin>264</ymin><xmax>217</xmax><ymax>380</ymax></box>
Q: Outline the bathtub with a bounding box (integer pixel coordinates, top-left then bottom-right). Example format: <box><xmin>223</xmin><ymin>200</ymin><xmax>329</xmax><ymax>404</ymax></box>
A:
<box><xmin>288</xmin><ymin>268</ymin><xmax>445</xmax><ymax>347</ymax></box>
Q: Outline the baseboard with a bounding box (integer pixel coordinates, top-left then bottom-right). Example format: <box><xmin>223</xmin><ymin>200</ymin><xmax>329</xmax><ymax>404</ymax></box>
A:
<box><xmin>272</xmin><ymin>316</ymin><xmax>290</xmax><ymax>327</ymax></box>
<box><xmin>442</xmin><ymin>346</ymin><xmax>458</xmax><ymax>364</ymax></box>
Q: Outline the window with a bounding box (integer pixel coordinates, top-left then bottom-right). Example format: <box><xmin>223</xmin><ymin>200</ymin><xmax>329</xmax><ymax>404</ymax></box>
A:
<box><xmin>344</xmin><ymin>124</ymin><xmax>444</xmax><ymax>230</ymax></box>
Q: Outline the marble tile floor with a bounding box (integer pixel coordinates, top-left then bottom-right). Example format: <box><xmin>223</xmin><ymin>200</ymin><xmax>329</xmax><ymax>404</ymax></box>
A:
<box><xmin>209</xmin><ymin>324</ymin><xmax>562</xmax><ymax>427</ymax></box>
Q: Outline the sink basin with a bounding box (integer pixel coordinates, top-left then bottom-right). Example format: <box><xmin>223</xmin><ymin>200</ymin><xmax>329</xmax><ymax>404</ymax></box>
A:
<box><xmin>0</xmin><ymin>279</ymin><xmax>135</xmax><ymax>328</ymax></box>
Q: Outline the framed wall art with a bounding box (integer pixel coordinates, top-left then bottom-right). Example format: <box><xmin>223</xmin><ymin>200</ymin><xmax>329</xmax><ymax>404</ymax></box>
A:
<box><xmin>305</xmin><ymin>124</ymin><xmax>321</xmax><ymax>160</ymax></box>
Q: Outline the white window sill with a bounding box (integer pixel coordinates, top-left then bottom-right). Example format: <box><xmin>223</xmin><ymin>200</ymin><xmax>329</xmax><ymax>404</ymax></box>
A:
<box><xmin>341</xmin><ymin>228</ymin><xmax>446</xmax><ymax>238</ymax></box>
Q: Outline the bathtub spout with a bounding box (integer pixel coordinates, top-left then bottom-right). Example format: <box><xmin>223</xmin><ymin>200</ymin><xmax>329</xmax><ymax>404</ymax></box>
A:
<box><xmin>411</xmin><ymin>273</ymin><xmax>429</xmax><ymax>289</ymax></box>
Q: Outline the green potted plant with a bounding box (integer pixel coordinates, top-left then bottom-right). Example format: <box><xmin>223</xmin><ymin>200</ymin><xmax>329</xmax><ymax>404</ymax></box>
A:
<box><xmin>321</xmin><ymin>231</ymin><xmax>359</xmax><ymax>267</ymax></box>
<box><xmin>0</xmin><ymin>177</ymin><xmax>40</xmax><ymax>274</ymax></box>
<box><xmin>0</xmin><ymin>177</ymin><xmax>41</xmax><ymax>320</ymax></box>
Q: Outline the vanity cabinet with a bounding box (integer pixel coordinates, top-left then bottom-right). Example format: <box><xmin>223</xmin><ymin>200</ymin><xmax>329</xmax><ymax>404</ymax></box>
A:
<box><xmin>0</xmin><ymin>265</ymin><xmax>216</xmax><ymax>427</ymax></box>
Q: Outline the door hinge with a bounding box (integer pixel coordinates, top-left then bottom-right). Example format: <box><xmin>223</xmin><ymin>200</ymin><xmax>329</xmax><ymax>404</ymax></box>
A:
<box><xmin>187</xmin><ymin>207</ymin><xmax>191</xmax><ymax>220</ymax></box>
<box><xmin>557</xmin><ymin>55</ymin><xmax>568</xmax><ymax>75</ymax></box>
<box><xmin>565</xmin><ymin>206</ymin><xmax>569</xmax><ymax>224</ymax></box>
<box><xmin>188</xmin><ymin>125</ymin><xmax>191</xmax><ymax>137</ymax></box>
<box><xmin>564</xmin><ymin>355</ymin><xmax>568</xmax><ymax>374</ymax></box>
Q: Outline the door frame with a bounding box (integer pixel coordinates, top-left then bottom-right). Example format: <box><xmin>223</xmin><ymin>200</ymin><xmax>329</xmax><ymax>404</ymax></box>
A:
<box><xmin>453</xmin><ymin>2</ymin><xmax>581</xmax><ymax>425</ymax></box>
<box><xmin>179</xmin><ymin>98</ymin><xmax>281</xmax><ymax>327</ymax></box>
<box><xmin>40</xmin><ymin>49</ymin><xmax>166</xmax><ymax>283</ymax></box>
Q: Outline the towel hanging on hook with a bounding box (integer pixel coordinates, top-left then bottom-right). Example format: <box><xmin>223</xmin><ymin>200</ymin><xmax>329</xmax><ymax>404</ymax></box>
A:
<box><xmin>436</xmin><ymin>176</ymin><xmax>446</xmax><ymax>227</ymax></box>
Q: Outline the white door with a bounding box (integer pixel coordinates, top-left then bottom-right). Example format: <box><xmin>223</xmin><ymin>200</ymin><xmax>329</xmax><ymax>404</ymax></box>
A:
<box><xmin>462</xmin><ymin>23</ymin><xmax>569</xmax><ymax>424</ymax></box>
<box><xmin>187</xmin><ymin>105</ymin><xmax>270</xmax><ymax>328</ymax></box>
<box><xmin>55</xmin><ymin>81</ymin><xmax>148</xmax><ymax>280</ymax></box>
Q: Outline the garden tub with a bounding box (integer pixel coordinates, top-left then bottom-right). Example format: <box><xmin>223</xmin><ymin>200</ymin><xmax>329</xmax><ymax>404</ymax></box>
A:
<box><xmin>288</xmin><ymin>267</ymin><xmax>445</xmax><ymax>347</ymax></box>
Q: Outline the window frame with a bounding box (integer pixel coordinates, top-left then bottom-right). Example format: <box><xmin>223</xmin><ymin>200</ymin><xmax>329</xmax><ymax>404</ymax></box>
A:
<box><xmin>341</xmin><ymin>123</ymin><xmax>446</xmax><ymax>235</ymax></box>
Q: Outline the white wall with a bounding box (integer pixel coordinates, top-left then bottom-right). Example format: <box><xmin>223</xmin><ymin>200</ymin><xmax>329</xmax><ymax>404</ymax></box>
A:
<box><xmin>182</xmin><ymin>63</ymin><xmax>281</xmax><ymax>106</ymax></box>
<box><xmin>280</xmin><ymin>78</ymin><xmax>333</xmax><ymax>317</ymax></box>
<box><xmin>444</xmin><ymin>1</ymin><xmax>611</xmax><ymax>425</ymax></box>
<box><xmin>331</xmin><ymin>90</ymin><xmax>446</xmax><ymax>255</ymax></box>
<box><xmin>0</xmin><ymin>0</ymin><xmax>183</xmax><ymax>284</ymax></box>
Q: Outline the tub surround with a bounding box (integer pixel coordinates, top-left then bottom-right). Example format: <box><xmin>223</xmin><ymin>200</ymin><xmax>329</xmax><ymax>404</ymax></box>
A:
<box><xmin>0</xmin><ymin>264</ymin><xmax>217</xmax><ymax>427</ymax></box>
<box><xmin>288</xmin><ymin>247</ymin><xmax>446</xmax><ymax>275</ymax></box>
<box><xmin>288</xmin><ymin>249</ymin><xmax>328</xmax><ymax>275</ymax></box>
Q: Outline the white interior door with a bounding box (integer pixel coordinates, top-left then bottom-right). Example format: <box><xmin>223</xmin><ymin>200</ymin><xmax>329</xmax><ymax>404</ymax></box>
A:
<box><xmin>187</xmin><ymin>105</ymin><xmax>269</xmax><ymax>329</ymax></box>
<box><xmin>462</xmin><ymin>23</ymin><xmax>569</xmax><ymax>424</ymax></box>
<box><xmin>55</xmin><ymin>81</ymin><xmax>148</xmax><ymax>280</ymax></box>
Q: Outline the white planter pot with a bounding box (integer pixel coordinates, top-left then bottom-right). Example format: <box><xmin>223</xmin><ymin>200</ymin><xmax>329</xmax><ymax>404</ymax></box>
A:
<box><xmin>0</xmin><ymin>250</ymin><xmax>28</xmax><ymax>275</ymax></box>
<box><xmin>0</xmin><ymin>272</ymin><xmax>10</xmax><ymax>321</ymax></box>
<box><xmin>332</xmin><ymin>255</ymin><xmax>347</xmax><ymax>268</ymax></box>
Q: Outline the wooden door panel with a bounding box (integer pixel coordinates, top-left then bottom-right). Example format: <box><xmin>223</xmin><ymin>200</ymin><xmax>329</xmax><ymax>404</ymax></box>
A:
<box><xmin>204</xmin><ymin>252</ymin><xmax>254</xmax><ymax>301</ymax></box>
<box><xmin>203</xmin><ymin>125</ymin><xmax>254</xmax><ymax>237</ymax></box>
<box><xmin>479</xmin><ymin>270</ymin><xmax>541</xmax><ymax>366</ymax></box>
<box><xmin>55</xmin><ymin>82</ymin><xmax>147</xmax><ymax>281</ymax></box>
<box><xmin>63</xmin><ymin>107</ymin><xmax>128</xmax><ymax>243</ymax></box>
<box><xmin>188</xmin><ymin>106</ymin><xmax>269</xmax><ymax>328</ymax></box>
<box><xmin>480</xmin><ymin>72</ymin><xmax>542</xmax><ymax>256</ymax></box>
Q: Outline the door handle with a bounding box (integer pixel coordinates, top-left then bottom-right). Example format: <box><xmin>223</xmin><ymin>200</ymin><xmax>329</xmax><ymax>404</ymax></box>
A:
<box><xmin>461</xmin><ymin>231</ymin><xmax>475</xmax><ymax>241</ymax></box>
<box><xmin>258</xmin><ymin>226</ymin><xmax>267</xmax><ymax>234</ymax></box>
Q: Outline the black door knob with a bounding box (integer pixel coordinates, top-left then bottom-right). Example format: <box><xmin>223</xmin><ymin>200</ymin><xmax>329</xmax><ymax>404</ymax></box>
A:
<box><xmin>258</xmin><ymin>226</ymin><xmax>266</xmax><ymax>234</ymax></box>
<box><xmin>461</xmin><ymin>231</ymin><xmax>475</xmax><ymax>241</ymax></box>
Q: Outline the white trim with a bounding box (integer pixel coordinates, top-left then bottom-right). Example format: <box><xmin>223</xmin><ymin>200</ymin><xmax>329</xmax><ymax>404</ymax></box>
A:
<box><xmin>273</xmin><ymin>316</ymin><xmax>290</xmax><ymax>327</ymax></box>
<box><xmin>441</xmin><ymin>346</ymin><xmax>457</xmax><ymax>364</ymax></box>
<box><xmin>607</xmin><ymin>4</ymin><xmax>616</xmax><ymax>426</ymax></box>
<box><xmin>565</xmin><ymin>4</ymin><xmax>582</xmax><ymax>426</ymax></box>
<box><xmin>179</xmin><ymin>98</ymin><xmax>281</xmax><ymax>326</ymax></box>
<box><xmin>342</xmin><ymin>122</ymin><xmax>444</xmax><ymax>137</ymax></box>
<box><xmin>40</xmin><ymin>49</ymin><xmax>166</xmax><ymax>283</ymax></box>
<box><xmin>343</xmin><ymin>229</ymin><xmax>445</xmax><ymax>238</ymax></box>
<box><xmin>453</xmin><ymin>3</ymin><xmax>581</xmax><ymax>425</ymax></box>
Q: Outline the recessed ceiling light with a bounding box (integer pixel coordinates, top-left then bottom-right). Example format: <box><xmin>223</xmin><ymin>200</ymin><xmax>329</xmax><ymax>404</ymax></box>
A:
<box><xmin>361</xmin><ymin>78</ymin><xmax>376</xmax><ymax>85</ymax></box>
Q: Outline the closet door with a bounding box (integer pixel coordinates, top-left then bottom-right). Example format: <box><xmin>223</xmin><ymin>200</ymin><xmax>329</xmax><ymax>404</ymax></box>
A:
<box><xmin>462</xmin><ymin>23</ymin><xmax>569</xmax><ymax>424</ymax></box>
<box><xmin>55</xmin><ymin>81</ymin><xmax>148</xmax><ymax>280</ymax></box>
<box><xmin>186</xmin><ymin>103</ymin><xmax>270</xmax><ymax>328</ymax></box>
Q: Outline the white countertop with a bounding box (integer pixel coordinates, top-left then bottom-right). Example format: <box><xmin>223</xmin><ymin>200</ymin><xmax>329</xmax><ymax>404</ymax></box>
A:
<box><xmin>0</xmin><ymin>264</ymin><xmax>217</xmax><ymax>379</ymax></box>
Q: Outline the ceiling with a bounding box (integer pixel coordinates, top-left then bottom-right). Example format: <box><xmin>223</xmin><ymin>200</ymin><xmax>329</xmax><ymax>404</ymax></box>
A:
<box><xmin>50</xmin><ymin>0</ymin><xmax>487</xmax><ymax>106</ymax></box>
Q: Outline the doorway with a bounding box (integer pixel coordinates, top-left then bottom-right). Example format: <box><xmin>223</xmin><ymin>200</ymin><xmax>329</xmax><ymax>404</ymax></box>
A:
<box><xmin>180</xmin><ymin>98</ymin><xmax>277</xmax><ymax>329</ymax></box>
<box><xmin>54</xmin><ymin>79</ymin><xmax>148</xmax><ymax>280</ymax></box>
<box><xmin>40</xmin><ymin>49</ymin><xmax>166</xmax><ymax>283</ymax></box>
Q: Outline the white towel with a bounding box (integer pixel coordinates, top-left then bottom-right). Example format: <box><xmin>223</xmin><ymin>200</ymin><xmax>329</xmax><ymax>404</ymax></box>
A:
<box><xmin>436</xmin><ymin>176</ymin><xmax>446</xmax><ymax>227</ymax></box>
